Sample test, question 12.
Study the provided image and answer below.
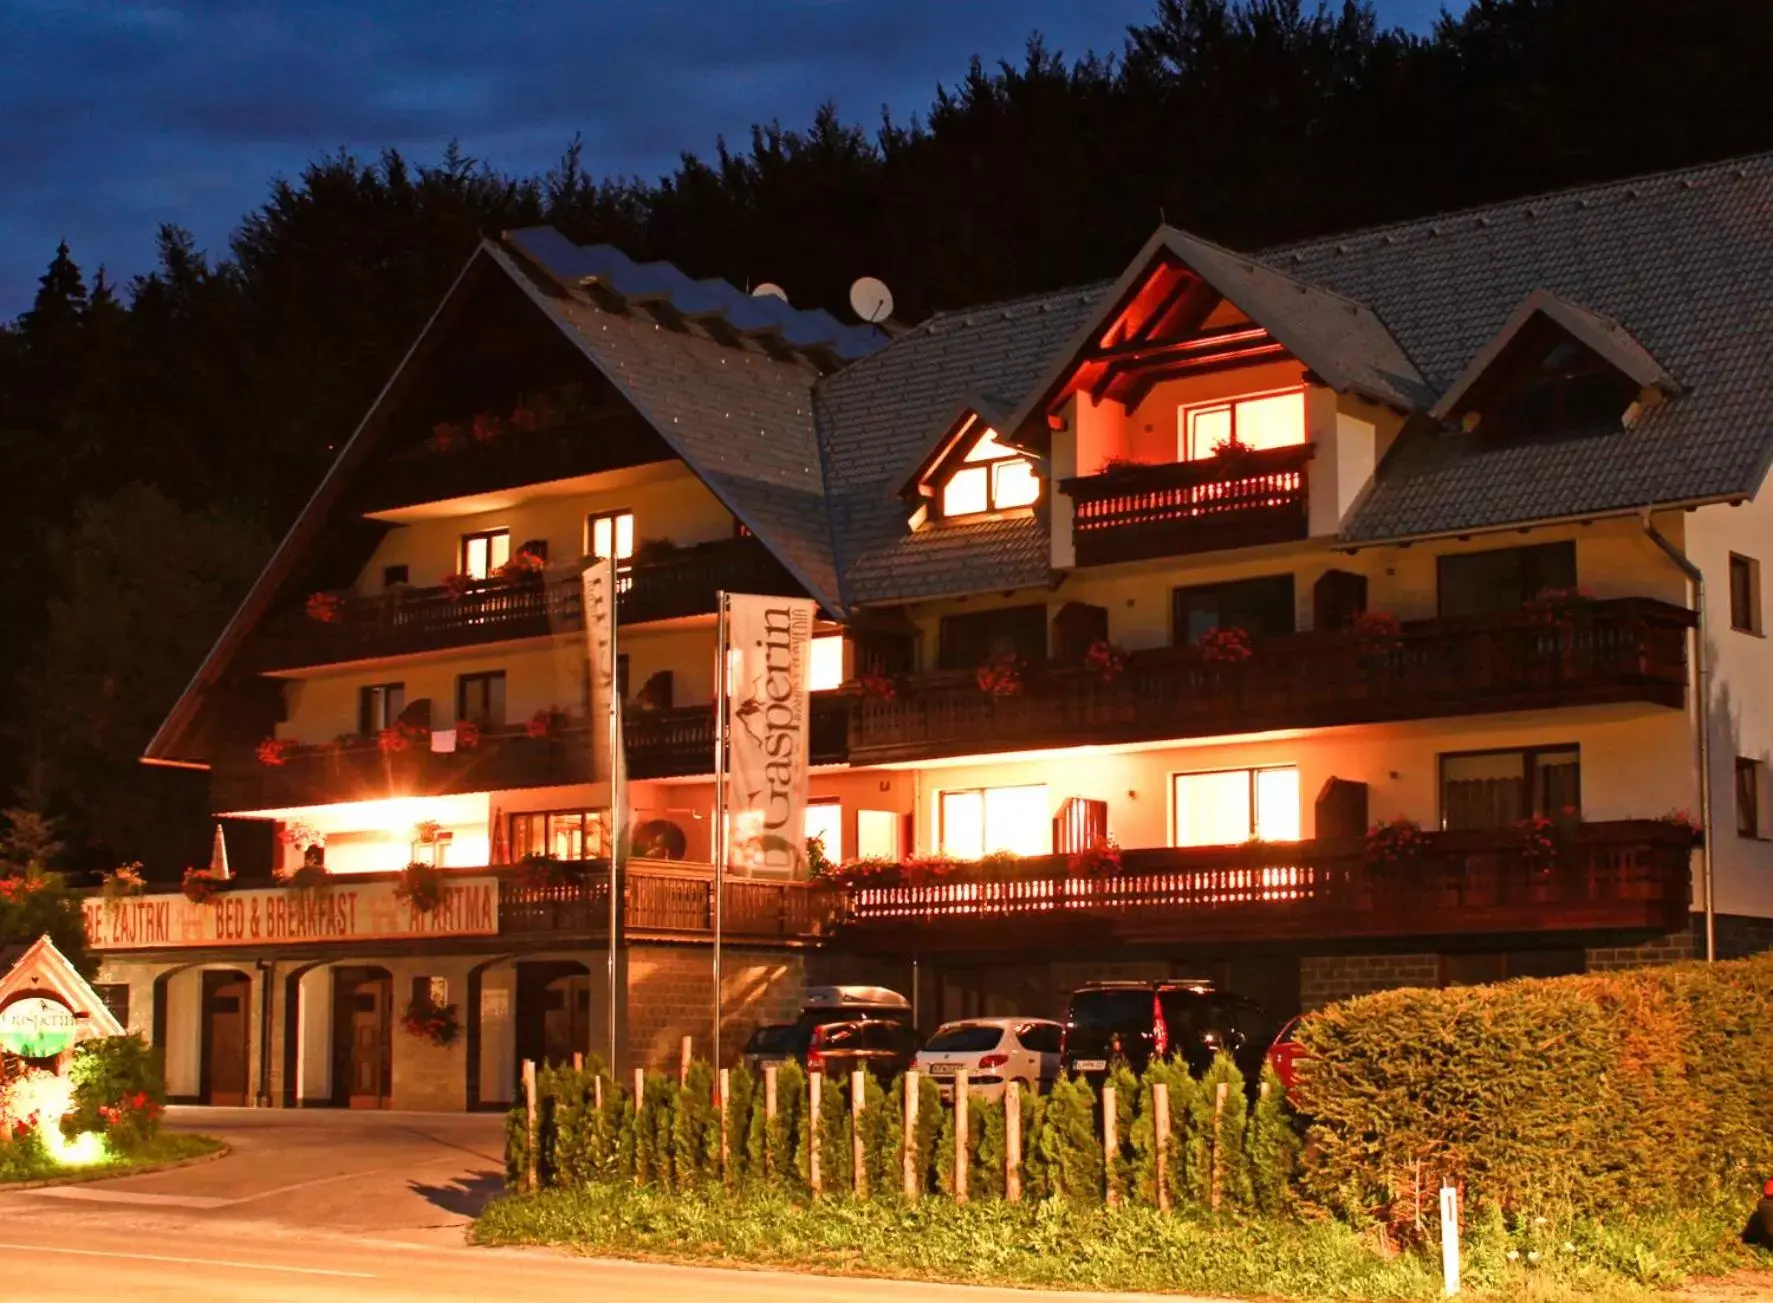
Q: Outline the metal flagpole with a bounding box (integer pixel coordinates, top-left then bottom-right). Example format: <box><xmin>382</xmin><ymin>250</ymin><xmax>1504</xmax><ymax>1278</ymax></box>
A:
<box><xmin>711</xmin><ymin>592</ymin><xmax>729</xmax><ymax>1077</ymax></box>
<box><xmin>606</xmin><ymin>563</ymin><xmax>623</xmax><ymax>1075</ymax></box>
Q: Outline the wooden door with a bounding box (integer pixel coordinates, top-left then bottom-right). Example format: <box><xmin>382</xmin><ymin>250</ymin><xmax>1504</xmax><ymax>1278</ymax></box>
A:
<box><xmin>201</xmin><ymin>971</ymin><xmax>250</xmax><ymax>1106</ymax></box>
<box><xmin>343</xmin><ymin>975</ymin><xmax>392</xmax><ymax>1109</ymax></box>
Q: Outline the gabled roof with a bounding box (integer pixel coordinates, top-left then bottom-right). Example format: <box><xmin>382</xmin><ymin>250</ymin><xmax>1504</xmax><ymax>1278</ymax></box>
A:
<box><xmin>488</xmin><ymin>242</ymin><xmax>842</xmax><ymax>612</ymax></box>
<box><xmin>1431</xmin><ymin>288</ymin><xmax>1680</xmax><ymax>421</ymax></box>
<box><xmin>814</xmin><ymin>283</ymin><xmax>1110</xmax><ymax>606</ymax></box>
<box><xmin>0</xmin><ymin>934</ymin><xmax>125</xmax><ymax>1039</ymax></box>
<box><xmin>1269</xmin><ymin>152</ymin><xmax>1773</xmax><ymax>543</ymax></box>
<box><xmin>892</xmin><ymin>397</ymin><xmax>1016</xmax><ymax>503</ymax></box>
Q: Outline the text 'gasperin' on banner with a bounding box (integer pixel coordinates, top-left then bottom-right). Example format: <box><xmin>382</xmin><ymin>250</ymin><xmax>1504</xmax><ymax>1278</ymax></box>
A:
<box><xmin>724</xmin><ymin>594</ymin><xmax>818</xmax><ymax>878</ymax></box>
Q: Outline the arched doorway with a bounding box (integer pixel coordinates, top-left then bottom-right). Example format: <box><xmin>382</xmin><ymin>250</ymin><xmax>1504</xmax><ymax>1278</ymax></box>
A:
<box><xmin>331</xmin><ymin>966</ymin><xmax>393</xmax><ymax>1109</ymax></box>
<box><xmin>514</xmin><ymin>960</ymin><xmax>590</xmax><ymax>1073</ymax></box>
<box><xmin>200</xmin><ymin>969</ymin><xmax>252</xmax><ymax>1106</ymax></box>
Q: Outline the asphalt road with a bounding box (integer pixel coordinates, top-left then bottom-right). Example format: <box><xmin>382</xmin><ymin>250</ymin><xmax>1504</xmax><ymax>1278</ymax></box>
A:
<box><xmin>0</xmin><ymin>1108</ymin><xmax>1225</xmax><ymax>1303</ymax></box>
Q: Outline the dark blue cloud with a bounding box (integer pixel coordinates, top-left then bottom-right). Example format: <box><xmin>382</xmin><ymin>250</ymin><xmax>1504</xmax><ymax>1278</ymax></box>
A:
<box><xmin>0</xmin><ymin>0</ymin><xmax>1457</xmax><ymax>317</ymax></box>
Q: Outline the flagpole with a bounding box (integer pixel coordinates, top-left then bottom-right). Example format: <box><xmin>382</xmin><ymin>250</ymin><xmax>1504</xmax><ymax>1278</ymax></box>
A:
<box><xmin>712</xmin><ymin>591</ymin><xmax>729</xmax><ymax>1078</ymax></box>
<box><xmin>606</xmin><ymin>564</ymin><xmax>623</xmax><ymax>1076</ymax></box>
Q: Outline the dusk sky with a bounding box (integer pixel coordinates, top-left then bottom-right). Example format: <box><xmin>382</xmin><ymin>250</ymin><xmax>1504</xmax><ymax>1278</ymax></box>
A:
<box><xmin>0</xmin><ymin>0</ymin><xmax>1460</xmax><ymax>319</ymax></box>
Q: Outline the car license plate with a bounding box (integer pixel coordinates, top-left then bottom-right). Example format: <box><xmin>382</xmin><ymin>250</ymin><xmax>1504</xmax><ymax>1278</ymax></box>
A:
<box><xmin>927</xmin><ymin>1062</ymin><xmax>961</xmax><ymax>1077</ymax></box>
<box><xmin>1073</xmin><ymin>1059</ymin><xmax>1107</xmax><ymax>1072</ymax></box>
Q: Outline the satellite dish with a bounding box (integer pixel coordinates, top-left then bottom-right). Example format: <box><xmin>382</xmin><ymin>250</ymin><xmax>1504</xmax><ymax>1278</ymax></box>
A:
<box><xmin>751</xmin><ymin>282</ymin><xmax>789</xmax><ymax>303</ymax></box>
<box><xmin>849</xmin><ymin>275</ymin><xmax>894</xmax><ymax>324</ymax></box>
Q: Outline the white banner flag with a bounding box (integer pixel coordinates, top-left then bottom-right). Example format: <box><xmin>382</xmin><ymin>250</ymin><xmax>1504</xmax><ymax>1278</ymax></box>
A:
<box><xmin>583</xmin><ymin>558</ymin><xmax>618</xmax><ymax>781</ymax></box>
<box><xmin>724</xmin><ymin>593</ymin><xmax>819</xmax><ymax>877</ymax></box>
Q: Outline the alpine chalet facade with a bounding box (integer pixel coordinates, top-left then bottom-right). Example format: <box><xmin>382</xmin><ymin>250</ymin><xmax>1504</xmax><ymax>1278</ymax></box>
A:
<box><xmin>93</xmin><ymin>153</ymin><xmax>1773</xmax><ymax>1109</ymax></box>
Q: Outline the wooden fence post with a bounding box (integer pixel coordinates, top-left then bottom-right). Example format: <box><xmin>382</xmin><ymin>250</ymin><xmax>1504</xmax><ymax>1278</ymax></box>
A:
<box><xmin>851</xmin><ymin>1070</ymin><xmax>867</xmax><ymax>1199</ymax></box>
<box><xmin>808</xmin><ymin>1069</ymin><xmax>823</xmax><ymax>1196</ymax></box>
<box><xmin>1210</xmin><ymin>1080</ymin><xmax>1229</xmax><ymax>1213</ymax></box>
<box><xmin>1102</xmin><ymin>1081</ymin><xmax>1118</xmax><ymax>1209</ymax></box>
<box><xmin>680</xmin><ymin>1035</ymin><xmax>692</xmax><ymax>1087</ymax></box>
<box><xmin>593</xmin><ymin>1073</ymin><xmax>604</xmax><ymax>1111</ymax></box>
<box><xmin>633</xmin><ymin>1067</ymin><xmax>646</xmax><ymax>1186</ymax></box>
<box><xmin>719</xmin><ymin>1066</ymin><xmax>732</xmax><ymax>1183</ymax></box>
<box><xmin>1004</xmin><ymin>1079</ymin><xmax>1022</xmax><ymax>1203</ymax></box>
<box><xmin>1153</xmin><ymin>1082</ymin><xmax>1171</xmax><ymax>1212</ymax></box>
<box><xmin>902</xmin><ymin>1069</ymin><xmax>920</xmax><ymax>1201</ymax></box>
<box><xmin>522</xmin><ymin>1058</ymin><xmax>538</xmax><ymax>1193</ymax></box>
<box><xmin>763</xmin><ymin>1064</ymin><xmax>778</xmax><ymax>1178</ymax></box>
<box><xmin>953</xmin><ymin>1069</ymin><xmax>970</xmax><ymax>1205</ymax></box>
<box><xmin>572</xmin><ymin>1051</ymin><xmax>584</xmax><ymax>1072</ymax></box>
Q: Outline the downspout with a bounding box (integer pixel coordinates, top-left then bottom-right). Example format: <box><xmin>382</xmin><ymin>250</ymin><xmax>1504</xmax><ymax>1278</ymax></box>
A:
<box><xmin>256</xmin><ymin>959</ymin><xmax>276</xmax><ymax>1106</ymax></box>
<box><xmin>1641</xmin><ymin>508</ymin><xmax>1716</xmax><ymax>962</ymax></box>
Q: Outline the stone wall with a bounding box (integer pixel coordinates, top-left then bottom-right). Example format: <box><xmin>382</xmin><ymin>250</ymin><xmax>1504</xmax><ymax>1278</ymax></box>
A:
<box><xmin>1299</xmin><ymin>953</ymin><xmax>1439</xmax><ymax>1010</ymax></box>
<box><xmin>625</xmin><ymin>944</ymin><xmax>807</xmax><ymax>1071</ymax></box>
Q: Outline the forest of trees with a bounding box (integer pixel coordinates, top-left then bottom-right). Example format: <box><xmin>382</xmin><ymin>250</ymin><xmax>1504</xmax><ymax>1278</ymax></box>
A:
<box><xmin>2</xmin><ymin>0</ymin><xmax>1770</xmax><ymax>880</ymax></box>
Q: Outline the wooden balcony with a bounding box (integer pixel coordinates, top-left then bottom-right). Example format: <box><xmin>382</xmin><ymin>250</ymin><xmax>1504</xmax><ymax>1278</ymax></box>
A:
<box><xmin>849</xmin><ymin>597</ymin><xmax>1692</xmax><ymax>763</ymax></box>
<box><xmin>257</xmin><ymin>538</ymin><xmax>804</xmax><ymax>671</ymax></box>
<box><xmin>1062</xmin><ymin>444</ymin><xmax>1313</xmax><ymax>566</ymax></box>
<box><xmin>214</xmin><ymin>698</ymin><xmax>852</xmax><ymax>811</ymax></box>
<box><xmin>500</xmin><ymin>860</ymin><xmax>835</xmax><ymax>945</ymax></box>
<box><xmin>830</xmin><ymin>820</ymin><xmax>1695</xmax><ymax>953</ymax></box>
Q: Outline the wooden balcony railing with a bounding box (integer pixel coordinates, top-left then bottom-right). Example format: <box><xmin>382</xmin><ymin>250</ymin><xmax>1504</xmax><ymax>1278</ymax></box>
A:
<box><xmin>498</xmin><ymin>859</ymin><xmax>835</xmax><ymax>944</ymax></box>
<box><xmin>256</xmin><ymin>538</ymin><xmax>804</xmax><ymax>671</ymax></box>
<box><xmin>831</xmin><ymin>820</ymin><xmax>1695</xmax><ymax>952</ymax></box>
<box><xmin>1062</xmin><ymin>444</ymin><xmax>1314</xmax><ymax>565</ymax></box>
<box><xmin>214</xmin><ymin>697</ymin><xmax>852</xmax><ymax>811</ymax></box>
<box><xmin>850</xmin><ymin>597</ymin><xmax>1691</xmax><ymax>763</ymax></box>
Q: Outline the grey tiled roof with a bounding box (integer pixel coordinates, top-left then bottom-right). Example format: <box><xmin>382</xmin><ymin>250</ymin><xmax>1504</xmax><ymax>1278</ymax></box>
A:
<box><xmin>491</xmin><ymin>246</ymin><xmax>843</xmax><ymax>610</ymax></box>
<box><xmin>813</xmin><ymin>284</ymin><xmax>1111</xmax><ymax>606</ymax></box>
<box><xmin>1150</xmin><ymin>228</ymin><xmax>1434</xmax><ymax>411</ymax></box>
<box><xmin>1268</xmin><ymin>153</ymin><xmax>1773</xmax><ymax>542</ymax></box>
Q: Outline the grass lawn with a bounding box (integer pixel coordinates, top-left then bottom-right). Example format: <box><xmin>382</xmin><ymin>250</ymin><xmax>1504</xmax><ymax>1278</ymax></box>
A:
<box><xmin>0</xmin><ymin>1131</ymin><xmax>224</xmax><ymax>1185</ymax></box>
<box><xmin>474</xmin><ymin>1184</ymin><xmax>1770</xmax><ymax>1301</ymax></box>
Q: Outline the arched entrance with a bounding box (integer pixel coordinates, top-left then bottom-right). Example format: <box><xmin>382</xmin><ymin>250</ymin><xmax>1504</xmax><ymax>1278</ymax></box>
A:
<box><xmin>199</xmin><ymin>969</ymin><xmax>252</xmax><ymax>1106</ymax></box>
<box><xmin>514</xmin><ymin>960</ymin><xmax>590</xmax><ymax>1072</ymax></box>
<box><xmin>331</xmin><ymin>966</ymin><xmax>393</xmax><ymax>1109</ymax></box>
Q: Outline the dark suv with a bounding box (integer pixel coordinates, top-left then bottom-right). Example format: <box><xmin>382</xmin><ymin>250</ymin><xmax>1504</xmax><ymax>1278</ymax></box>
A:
<box><xmin>1059</xmin><ymin>981</ymin><xmax>1274</xmax><ymax>1081</ymax></box>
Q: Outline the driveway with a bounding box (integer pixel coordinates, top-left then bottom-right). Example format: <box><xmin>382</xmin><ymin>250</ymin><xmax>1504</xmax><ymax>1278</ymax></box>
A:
<box><xmin>0</xmin><ymin>1107</ymin><xmax>1237</xmax><ymax>1301</ymax></box>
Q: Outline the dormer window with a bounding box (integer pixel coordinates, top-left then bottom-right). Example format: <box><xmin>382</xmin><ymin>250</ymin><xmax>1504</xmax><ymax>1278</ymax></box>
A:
<box><xmin>939</xmin><ymin>428</ymin><xmax>1040</xmax><ymax>519</ymax></box>
<box><xmin>1488</xmin><ymin>339</ymin><xmax>1638</xmax><ymax>439</ymax></box>
<box><xmin>1179</xmin><ymin>389</ymin><xmax>1305</xmax><ymax>461</ymax></box>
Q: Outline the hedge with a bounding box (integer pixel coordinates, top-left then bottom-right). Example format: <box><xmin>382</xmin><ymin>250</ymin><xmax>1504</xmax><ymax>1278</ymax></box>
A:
<box><xmin>508</xmin><ymin>1051</ymin><xmax>1292</xmax><ymax>1216</ymax></box>
<box><xmin>1293</xmin><ymin>953</ymin><xmax>1773</xmax><ymax>1233</ymax></box>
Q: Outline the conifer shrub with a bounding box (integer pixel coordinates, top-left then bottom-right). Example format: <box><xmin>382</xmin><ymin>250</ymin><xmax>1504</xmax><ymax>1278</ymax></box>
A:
<box><xmin>635</xmin><ymin>1072</ymin><xmax>677</xmax><ymax>1186</ymax></box>
<box><xmin>856</xmin><ymin>1070</ymin><xmax>897</xmax><ymax>1196</ymax></box>
<box><xmin>1128</xmin><ymin>1056</ymin><xmax>1195</xmax><ymax>1209</ymax></box>
<box><xmin>796</xmin><ymin>1069</ymin><xmax>851</xmax><ymax>1193</ymax></box>
<box><xmin>744</xmin><ymin>1060</ymin><xmax>804</xmax><ymax>1192</ymax></box>
<box><xmin>1104</xmin><ymin>1062</ymin><xmax>1139</xmax><ymax>1204</ymax></box>
<box><xmin>672</xmin><ymin>1061</ymin><xmax>720</xmax><ymax>1189</ymax></box>
<box><xmin>1188</xmin><ymin>1052</ymin><xmax>1252</xmax><ymax>1213</ymax></box>
<box><xmin>1246</xmin><ymin>1063</ymin><xmax>1300</xmax><ymax>1216</ymax></box>
<box><xmin>723</xmin><ymin>1061</ymin><xmax>757</xmax><ymax>1185</ymax></box>
<box><xmin>935</xmin><ymin>1090</ymin><xmax>1001</xmax><ymax>1200</ymax></box>
<box><xmin>1293</xmin><ymin>954</ymin><xmax>1773</xmax><ymax>1234</ymax></box>
<box><xmin>1035</xmin><ymin>1072</ymin><xmax>1102</xmax><ymax>1204</ymax></box>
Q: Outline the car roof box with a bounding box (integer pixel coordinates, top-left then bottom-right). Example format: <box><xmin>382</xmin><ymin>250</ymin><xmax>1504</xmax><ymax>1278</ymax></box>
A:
<box><xmin>802</xmin><ymin>984</ymin><xmax>910</xmax><ymax>1012</ymax></box>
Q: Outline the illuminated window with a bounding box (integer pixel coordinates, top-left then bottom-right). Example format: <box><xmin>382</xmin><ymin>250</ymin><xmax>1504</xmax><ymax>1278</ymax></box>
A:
<box><xmin>809</xmin><ymin>635</ymin><xmax>844</xmax><ymax>691</ymax></box>
<box><xmin>1179</xmin><ymin>389</ymin><xmax>1305</xmax><ymax>460</ymax></box>
<box><xmin>461</xmin><ymin>529</ymin><xmax>510</xmax><ymax>579</ymax></box>
<box><xmin>939</xmin><ymin>785</ymin><xmax>1049</xmax><ymax>858</ymax></box>
<box><xmin>508</xmin><ymin>810</ymin><xmax>609</xmax><ymax>863</ymax></box>
<box><xmin>1171</xmin><ymin>766</ymin><xmax>1299</xmax><ymax>846</ymax></box>
<box><xmin>804</xmin><ymin>801</ymin><xmax>843</xmax><ymax>863</ymax></box>
<box><xmin>939</xmin><ymin>427</ymin><xmax>1040</xmax><ymax>518</ymax></box>
<box><xmin>857</xmin><ymin>810</ymin><xmax>902</xmax><ymax>860</ymax></box>
<box><xmin>588</xmin><ymin>510</ymin><xmax>635</xmax><ymax>592</ymax></box>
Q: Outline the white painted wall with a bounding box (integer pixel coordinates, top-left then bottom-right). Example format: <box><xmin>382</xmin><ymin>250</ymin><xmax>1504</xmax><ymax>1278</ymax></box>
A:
<box><xmin>162</xmin><ymin>968</ymin><xmax>202</xmax><ymax>1098</ymax></box>
<box><xmin>1685</xmin><ymin>492</ymin><xmax>1773</xmax><ymax>919</ymax></box>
